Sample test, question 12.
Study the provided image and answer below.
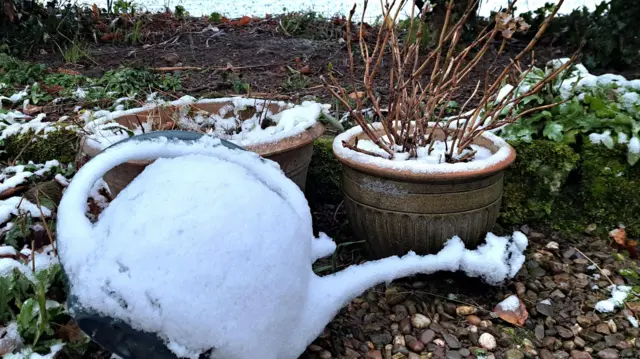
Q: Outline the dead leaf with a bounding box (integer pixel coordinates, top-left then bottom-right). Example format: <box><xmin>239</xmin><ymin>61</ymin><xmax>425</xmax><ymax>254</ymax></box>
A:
<box><xmin>493</xmin><ymin>295</ymin><xmax>528</xmax><ymax>327</ymax></box>
<box><xmin>230</xmin><ymin>15</ymin><xmax>251</xmax><ymax>27</ymax></box>
<box><xmin>627</xmin><ymin>302</ymin><xmax>640</xmax><ymax>314</ymax></box>
<box><xmin>349</xmin><ymin>91</ymin><xmax>365</xmax><ymax>100</ymax></box>
<box><xmin>610</xmin><ymin>225</ymin><xmax>627</xmax><ymax>246</ymax></box>
<box><xmin>100</xmin><ymin>33</ymin><xmax>117</xmax><ymax>42</ymax></box>
<box><xmin>56</xmin><ymin>320</ymin><xmax>87</xmax><ymax>343</ymax></box>
<box><xmin>23</xmin><ymin>104</ymin><xmax>43</xmax><ymax>116</ymax></box>
<box><xmin>57</xmin><ymin>68</ymin><xmax>81</xmax><ymax>76</ymax></box>
<box><xmin>92</xmin><ymin>4</ymin><xmax>100</xmax><ymax>21</ymax></box>
<box><xmin>2</xmin><ymin>1</ymin><xmax>16</xmax><ymax>23</ymax></box>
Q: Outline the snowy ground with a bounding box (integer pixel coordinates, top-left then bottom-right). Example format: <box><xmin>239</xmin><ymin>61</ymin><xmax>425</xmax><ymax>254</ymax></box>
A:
<box><xmin>79</xmin><ymin>0</ymin><xmax>604</xmax><ymax>21</ymax></box>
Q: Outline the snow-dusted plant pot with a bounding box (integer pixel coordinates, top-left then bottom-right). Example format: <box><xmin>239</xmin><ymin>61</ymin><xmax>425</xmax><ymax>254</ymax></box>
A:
<box><xmin>78</xmin><ymin>98</ymin><xmax>326</xmax><ymax>197</ymax></box>
<box><xmin>334</xmin><ymin>124</ymin><xmax>517</xmax><ymax>259</ymax></box>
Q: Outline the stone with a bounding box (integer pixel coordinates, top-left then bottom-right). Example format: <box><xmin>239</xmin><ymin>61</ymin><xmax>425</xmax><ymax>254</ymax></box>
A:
<box><xmin>582</xmin><ymin>330</ymin><xmax>603</xmax><ymax>343</ymax></box>
<box><xmin>411</xmin><ymin>314</ymin><xmax>431</xmax><ymax>329</ymax></box>
<box><xmin>456</xmin><ymin>306</ymin><xmax>476</xmax><ymax>316</ymax></box>
<box><xmin>576</xmin><ymin>316</ymin><xmax>593</xmax><ymax>327</ymax></box>
<box><xmin>563</xmin><ymin>248</ymin><xmax>577</xmax><ymax>259</ymax></box>
<box><xmin>551</xmin><ymin>289</ymin><xmax>567</xmax><ymax>299</ymax></box>
<box><xmin>536</xmin><ymin>324</ymin><xmax>546</xmax><ymax>340</ymax></box>
<box><xmin>406</xmin><ymin>337</ymin><xmax>424</xmax><ymax>353</ymax></box>
<box><xmin>558</xmin><ymin>326</ymin><xmax>574</xmax><ymax>339</ymax></box>
<box><xmin>554</xmin><ymin>351</ymin><xmax>570</xmax><ymax>359</ymax></box>
<box><xmin>386</xmin><ymin>287</ymin><xmax>408</xmax><ymax>306</ymax></box>
<box><xmin>393</xmin><ymin>335</ymin><xmax>406</xmax><ymax>347</ymax></box>
<box><xmin>505</xmin><ymin>349</ymin><xmax>525</xmax><ymax>359</ymax></box>
<box><xmin>564</xmin><ymin>341</ymin><xmax>576</xmax><ymax>351</ymax></box>
<box><xmin>446</xmin><ymin>351</ymin><xmax>462</xmax><ymax>359</ymax></box>
<box><xmin>393</xmin><ymin>305</ymin><xmax>409</xmax><ymax>318</ymax></box>
<box><xmin>606</xmin><ymin>320</ymin><xmax>617</xmax><ymax>334</ymax></box>
<box><xmin>391</xmin><ymin>353</ymin><xmax>407</xmax><ymax>359</ymax></box>
<box><xmin>574</xmin><ymin>337</ymin><xmax>586</xmax><ymax>348</ymax></box>
<box><xmin>400</xmin><ymin>318</ymin><xmax>412</xmax><ymax>335</ymax></box>
<box><xmin>596</xmin><ymin>348</ymin><xmax>619</xmax><ymax>359</ymax></box>
<box><xmin>419</xmin><ymin>330</ymin><xmax>435</xmax><ymax>344</ymax></box>
<box><xmin>537</xmin><ymin>300</ymin><xmax>555</xmax><ymax>317</ymax></box>
<box><xmin>604</xmin><ymin>335</ymin><xmax>619</xmax><ymax>347</ymax></box>
<box><xmin>467</xmin><ymin>315</ymin><xmax>481</xmax><ymax>326</ymax></box>
<box><xmin>392</xmin><ymin>345</ymin><xmax>409</xmax><ymax>355</ymax></box>
<box><xmin>540</xmin><ymin>349</ymin><xmax>554</xmax><ymax>359</ymax></box>
<box><xmin>407</xmin><ymin>353</ymin><xmax>420</xmax><ymax>359</ymax></box>
<box><xmin>459</xmin><ymin>348</ymin><xmax>470</xmax><ymax>356</ymax></box>
<box><xmin>366</xmin><ymin>350</ymin><xmax>383</xmax><ymax>359</ymax></box>
<box><xmin>371</xmin><ymin>333</ymin><xmax>393</xmax><ymax>346</ymax></box>
<box><xmin>442</xmin><ymin>333</ymin><xmax>460</xmax><ymax>349</ymax></box>
<box><xmin>319</xmin><ymin>350</ymin><xmax>332</xmax><ymax>359</ymax></box>
<box><xmin>595</xmin><ymin>324</ymin><xmax>611</xmax><ymax>335</ymax></box>
<box><xmin>570</xmin><ymin>350</ymin><xmax>593</xmax><ymax>359</ymax></box>
<box><xmin>515</xmin><ymin>282</ymin><xmax>526</xmax><ymax>297</ymax></box>
<box><xmin>345</xmin><ymin>348</ymin><xmax>361</xmax><ymax>358</ymax></box>
<box><xmin>479</xmin><ymin>333</ymin><xmax>496</xmax><ymax>350</ymax></box>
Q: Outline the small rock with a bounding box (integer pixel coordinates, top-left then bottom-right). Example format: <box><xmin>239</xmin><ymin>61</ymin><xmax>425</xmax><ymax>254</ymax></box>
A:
<box><xmin>345</xmin><ymin>348</ymin><xmax>361</xmax><ymax>358</ymax></box>
<box><xmin>551</xmin><ymin>289</ymin><xmax>566</xmax><ymax>299</ymax></box>
<box><xmin>581</xmin><ymin>331</ymin><xmax>603</xmax><ymax>343</ymax></box>
<box><xmin>570</xmin><ymin>350</ymin><xmax>593</xmax><ymax>359</ymax></box>
<box><xmin>596</xmin><ymin>348</ymin><xmax>619</xmax><ymax>359</ymax></box>
<box><xmin>400</xmin><ymin>318</ymin><xmax>412</xmax><ymax>335</ymax></box>
<box><xmin>537</xmin><ymin>300</ymin><xmax>555</xmax><ymax>317</ymax></box>
<box><xmin>479</xmin><ymin>333</ymin><xmax>496</xmax><ymax>350</ymax></box>
<box><xmin>446</xmin><ymin>350</ymin><xmax>462</xmax><ymax>359</ymax></box>
<box><xmin>442</xmin><ymin>333</ymin><xmax>460</xmax><ymax>349</ymax></box>
<box><xmin>606</xmin><ymin>320</ymin><xmax>617</xmax><ymax>334</ymax></box>
<box><xmin>407</xmin><ymin>353</ymin><xmax>420</xmax><ymax>359</ymax></box>
<box><xmin>467</xmin><ymin>315</ymin><xmax>481</xmax><ymax>326</ymax></box>
<box><xmin>393</xmin><ymin>335</ymin><xmax>406</xmax><ymax>347</ymax></box>
<box><xmin>585</xmin><ymin>224</ymin><xmax>597</xmax><ymax>234</ymax></box>
<box><xmin>319</xmin><ymin>350</ymin><xmax>332</xmax><ymax>359</ymax></box>
<box><xmin>366</xmin><ymin>350</ymin><xmax>383</xmax><ymax>359</ymax></box>
<box><xmin>571</xmin><ymin>324</ymin><xmax>583</xmax><ymax>336</ymax></box>
<box><xmin>411</xmin><ymin>314</ymin><xmax>431</xmax><ymax>329</ymax></box>
<box><xmin>456</xmin><ymin>306</ymin><xmax>476</xmax><ymax>316</ymax></box>
<box><xmin>604</xmin><ymin>335</ymin><xmax>619</xmax><ymax>347</ymax></box>
<box><xmin>459</xmin><ymin>348</ymin><xmax>470</xmax><ymax>356</ymax></box>
<box><xmin>574</xmin><ymin>337</ymin><xmax>586</xmax><ymax>348</ymax></box>
<box><xmin>515</xmin><ymin>282</ymin><xmax>526</xmax><ymax>297</ymax></box>
<box><xmin>536</xmin><ymin>324</ymin><xmax>546</xmax><ymax>340</ymax></box>
<box><xmin>557</xmin><ymin>326</ymin><xmax>574</xmax><ymax>339</ymax></box>
<box><xmin>546</xmin><ymin>241</ymin><xmax>560</xmax><ymax>250</ymax></box>
<box><xmin>563</xmin><ymin>248</ymin><xmax>577</xmax><ymax>259</ymax></box>
<box><xmin>308</xmin><ymin>345</ymin><xmax>323</xmax><ymax>352</ymax></box>
<box><xmin>577</xmin><ymin>316</ymin><xmax>592</xmax><ymax>327</ymax></box>
<box><xmin>391</xmin><ymin>353</ymin><xmax>407</xmax><ymax>359</ymax></box>
<box><xmin>434</xmin><ymin>338</ymin><xmax>446</xmax><ymax>347</ymax></box>
<box><xmin>443</xmin><ymin>303</ymin><xmax>457</xmax><ymax>316</ymax></box>
<box><xmin>505</xmin><ymin>349</ymin><xmax>525</xmax><ymax>359</ymax></box>
<box><xmin>544</xmin><ymin>337</ymin><xmax>559</xmax><ymax>350</ymax></box>
<box><xmin>564</xmin><ymin>341</ymin><xmax>576</xmax><ymax>350</ymax></box>
<box><xmin>393</xmin><ymin>305</ymin><xmax>409</xmax><ymax>318</ymax></box>
<box><xmin>386</xmin><ymin>287</ymin><xmax>408</xmax><ymax>306</ymax></box>
<box><xmin>405</xmin><ymin>337</ymin><xmax>424</xmax><ymax>353</ymax></box>
<box><xmin>540</xmin><ymin>349</ymin><xmax>554</xmax><ymax>359</ymax></box>
<box><xmin>419</xmin><ymin>330</ymin><xmax>435</xmax><ymax>344</ymax></box>
<box><xmin>479</xmin><ymin>320</ymin><xmax>492</xmax><ymax>328</ymax></box>
<box><xmin>371</xmin><ymin>333</ymin><xmax>393</xmax><ymax>346</ymax></box>
<box><xmin>595</xmin><ymin>323</ymin><xmax>611</xmax><ymax>335</ymax></box>
<box><xmin>554</xmin><ymin>351</ymin><xmax>570</xmax><ymax>359</ymax></box>
<box><xmin>161</xmin><ymin>52</ymin><xmax>180</xmax><ymax>65</ymax></box>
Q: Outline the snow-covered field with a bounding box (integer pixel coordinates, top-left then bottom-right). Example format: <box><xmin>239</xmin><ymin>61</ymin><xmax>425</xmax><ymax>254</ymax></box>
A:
<box><xmin>79</xmin><ymin>0</ymin><xmax>604</xmax><ymax>21</ymax></box>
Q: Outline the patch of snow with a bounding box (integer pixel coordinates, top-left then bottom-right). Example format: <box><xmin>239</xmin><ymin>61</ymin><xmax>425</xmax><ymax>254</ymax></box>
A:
<box><xmin>618</xmin><ymin>133</ymin><xmax>629</xmax><ymax>144</ymax></box>
<box><xmin>334</xmin><ymin>122</ymin><xmax>512</xmax><ymax>174</ymax></box>
<box><xmin>628</xmin><ymin>315</ymin><xmax>639</xmax><ymax>328</ymax></box>
<box><xmin>629</xmin><ymin>137</ymin><xmax>640</xmax><ymax>153</ymax></box>
<box><xmin>0</xmin><ymin>113</ymin><xmax>58</xmax><ymax>140</ymax></box>
<box><xmin>0</xmin><ymin>197</ymin><xmax>52</xmax><ymax>225</ymax></box>
<box><xmin>54</xmin><ymin>174</ymin><xmax>70</xmax><ymax>187</ymax></box>
<box><xmin>83</xmin><ymin>97</ymin><xmax>330</xmax><ymax>152</ymax></box>
<box><xmin>589</xmin><ymin>131</ymin><xmax>614</xmax><ymax>148</ymax></box>
<box><xmin>0</xmin><ymin>246</ymin><xmax>17</xmax><ymax>257</ymax></box>
<box><xmin>595</xmin><ymin>285</ymin><xmax>632</xmax><ymax>313</ymax></box>
<box><xmin>496</xmin><ymin>295</ymin><xmax>521</xmax><ymax>311</ymax></box>
<box><xmin>57</xmin><ymin>133</ymin><xmax>529</xmax><ymax>359</ymax></box>
<box><xmin>0</xmin><ymin>160</ymin><xmax>61</xmax><ymax>193</ymax></box>
<box><xmin>0</xmin><ymin>88</ymin><xmax>28</xmax><ymax>104</ymax></box>
<box><xmin>3</xmin><ymin>341</ymin><xmax>64</xmax><ymax>359</ymax></box>
<box><xmin>540</xmin><ymin>299</ymin><xmax>552</xmax><ymax>305</ymax></box>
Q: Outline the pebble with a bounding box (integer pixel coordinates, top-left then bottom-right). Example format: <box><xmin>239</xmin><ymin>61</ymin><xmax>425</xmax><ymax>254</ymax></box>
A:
<box><xmin>574</xmin><ymin>337</ymin><xmax>586</xmax><ymax>348</ymax></box>
<box><xmin>410</xmin><ymin>314</ymin><xmax>430</xmax><ymax>329</ymax></box>
<box><xmin>606</xmin><ymin>320</ymin><xmax>617</xmax><ymax>333</ymax></box>
<box><xmin>604</xmin><ymin>335</ymin><xmax>619</xmax><ymax>347</ymax></box>
<box><xmin>546</xmin><ymin>241</ymin><xmax>560</xmax><ymax>250</ymax></box>
<box><xmin>540</xmin><ymin>349</ymin><xmax>554</xmax><ymax>359</ymax></box>
<box><xmin>366</xmin><ymin>350</ymin><xmax>383</xmax><ymax>359</ymax></box>
<box><xmin>479</xmin><ymin>333</ymin><xmax>496</xmax><ymax>350</ymax></box>
<box><xmin>455</xmin><ymin>306</ymin><xmax>476</xmax><ymax>316</ymax></box>
<box><xmin>557</xmin><ymin>326</ymin><xmax>574</xmax><ymax>339</ymax></box>
<box><xmin>595</xmin><ymin>323</ymin><xmax>611</xmax><ymax>335</ymax></box>
<box><xmin>407</xmin><ymin>353</ymin><xmax>420</xmax><ymax>359</ymax></box>
<box><xmin>576</xmin><ymin>316</ymin><xmax>592</xmax><ymax>327</ymax></box>
<box><xmin>371</xmin><ymin>333</ymin><xmax>393</xmax><ymax>346</ymax></box>
<box><xmin>596</xmin><ymin>348</ymin><xmax>620</xmax><ymax>359</ymax></box>
<box><xmin>419</xmin><ymin>329</ymin><xmax>435</xmax><ymax>344</ymax></box>
<box><xmin>467</xmin><ymin>315</ymin><xmax>481</xmax><ymax>326</ymax></box>
<box><xmin>434</xmin><ymin>338</ymin><xmax>446</xmax><ymax>347</ymax></box>
<box><xmin>537</xmin><ymin>300</ymin><xmax>555</xmax><ymax>317</ymax></box>
<box><xmin>405</xmin><ymin>336</ymin><xmax>424</xmax><ymax>353</ymax></box>
<box><xmin>459</xmin><ymin>348</ymin><xmax>470</xmax><ymax>356</ymax></box>
<box><xmin>445</xmin><ymin>350</ymin><xmax>462</xmax><ymax>359</ymax></box>
<box><xmin>319</xmin><ymin>350</ymin><xmax>332</xmax><ymax>359</ymax></box>
<box><xmin>504</xmin><ymin>349</ymin><xmax>525</xmax><ymax>359</ymax></box>
<box><xmin>570</xmin><ymin>350</ymin><xmax>593</xmax><ymax>359</ymax></box>
<box><xmin>399</xmin><ymin>318</ymin><xmax>412</xmax><ymax>335</ymax></box>
<box><xmin>442</xmin><ymin>333</ymin><xmax>460</xmax><ymax>349</ymax></box>
<box><xmin>564</xmin><ymin>341</ymin><xmax>576</xmax><ymax>350</ymax></box>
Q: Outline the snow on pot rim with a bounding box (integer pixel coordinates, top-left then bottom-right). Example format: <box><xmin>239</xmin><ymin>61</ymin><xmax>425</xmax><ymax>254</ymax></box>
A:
<box><xmin>80</xmin><ymin>96</ymin><xmax>330</xmax><ymax>161</ymax></box>
<box><xmin>333</xmin><ymin>122</ymin><xmax>516</xmax><ymax>182</ymax></box>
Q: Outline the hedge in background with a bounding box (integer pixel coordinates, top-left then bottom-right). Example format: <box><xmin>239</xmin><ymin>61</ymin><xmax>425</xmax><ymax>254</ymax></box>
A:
<box><xmin>305</xmin><ymin>136</ymin><xmax>343</xmax><ymax>208</ymax></box>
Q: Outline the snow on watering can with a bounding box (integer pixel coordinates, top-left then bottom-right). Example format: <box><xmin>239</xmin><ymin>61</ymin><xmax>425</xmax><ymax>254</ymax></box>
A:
<box><xmin>57</xmin><ymin>131</ymin><xmax>528</xmax><ymax>359</ymax></box>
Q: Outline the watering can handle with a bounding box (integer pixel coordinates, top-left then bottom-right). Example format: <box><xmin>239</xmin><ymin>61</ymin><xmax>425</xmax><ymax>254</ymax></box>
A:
<box><xmin>57</xmin><ymin>131</ymin><xmax>247</xmax><ymax>251</ymax></box>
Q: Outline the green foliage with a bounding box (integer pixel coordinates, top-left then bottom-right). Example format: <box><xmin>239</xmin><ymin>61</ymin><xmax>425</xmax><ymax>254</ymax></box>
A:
<box><xmin>4</xmin><ymin>214</ymin><xmax>34</xmax><ymax>249</ymax></box>
<box><xmin>3</xmin><ymin>127</ymin><xmax>79</xmax><ymax>164</ymax></box>
<box><xmin>281</xmin><ymin>72</ymin><xmax>309</xmax><ymax>91</ymax></box>
<box><xmin>496</xmin><ymin>62</ymin><xmax>640</xmax><ymax>166</ymax></box>
<box><xmin>398</xmin><ymin>19</ymin><xmax>431</xmax><ymax>49</ymax></box>
<box><xmin>174</xmin><ymin>5</ymin><xmax>188</xmax><ymax>18</ymax></box>
<box><xmin>500</xmin><ymin>140</ymin><xmax>579</xmax><ymax>225</ymax></box>
<box><xmin>305</xmin><ymin>136</ymin><xmax>343</xmax><ymax>208</ymax></box>
<box><xmin>581</xmin><ymin>142</ymin><xmax>640</xmax><ymax>235</ymax></box>
<box><xmin>0</xmin><ymin>269</ymin><xmax>32</xmax><ymax>324</ymax></box>
<box><xmin>278</xmin><ymin>11</ymin><xmax>318</xmax><ymax>36</ymax></box>
<box><xmin>209</xmin><ymin>12</ymin><xmax>223</xmax><ymax>23</ymax></box>
<box><xmin>520</xmin><ymin>0</ymin><xmax>640</xmax><ymax>70</ymax></box>
<box><xmin>0</xmin><ymin>53</ymin><xmax>47</xmax><ymax>86</ymax></box>
<box><xmin>113</xmin><ymin>0</ymin><xmax>137</xmax><ymax>15</ymax></box>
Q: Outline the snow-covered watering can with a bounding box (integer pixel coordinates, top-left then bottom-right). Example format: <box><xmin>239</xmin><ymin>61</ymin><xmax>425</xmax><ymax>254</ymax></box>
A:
<box><xmin>57</xmin><ymin>130</ymin><xmax>529</xmax><ymax>359</ymax></box>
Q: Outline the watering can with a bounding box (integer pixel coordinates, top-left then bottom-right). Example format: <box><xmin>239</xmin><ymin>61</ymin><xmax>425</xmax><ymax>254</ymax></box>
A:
<box><xmin>56</xmin><ymin>131</ymin><xmax>527</xmax><ymax>359</ymax></box>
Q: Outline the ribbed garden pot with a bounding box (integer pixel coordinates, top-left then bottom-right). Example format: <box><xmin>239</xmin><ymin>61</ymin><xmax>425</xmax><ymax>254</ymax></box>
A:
<box><xmin>77</xmin><ymin>99</ymin><xmax>325</xmax><ymax>197</ymax></box>
<box><xmin>333</xmin><ymin>125</ymin><xmax>517</xmax><ymax>259</ymax></box>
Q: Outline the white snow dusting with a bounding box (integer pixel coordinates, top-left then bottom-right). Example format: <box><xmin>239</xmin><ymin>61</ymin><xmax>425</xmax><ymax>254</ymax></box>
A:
<box><xmin>0</xmin><ymin>197</ymin><xmax>52</xmax><ymax>225</ymax></box>
<box><xmin>334</xmin><ymin>122</ymin><xmax>512</xmax><ymax>174</ymax></box>
<box><xmin>56</xmin><ymin>133</ymin><xmax>528</xmax><ymax>359</ymax></box>
<box><xmin>595</xmin><ymin>285</ymin><xmax>633</xmax><ymax>313</ymax></box>
<box><xmin>496</xmin><ymin>295</ymin><xmax>522</xmax><ymax>311</ymax></box>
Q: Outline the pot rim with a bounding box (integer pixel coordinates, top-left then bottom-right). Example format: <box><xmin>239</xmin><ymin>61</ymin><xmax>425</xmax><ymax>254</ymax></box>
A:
<box><xmin>333</xmin><ymin>122</ymin><xmax>516</xmax><ymax>182</ymax></box>
<box><xmin>79</xmin><ymin>122</ymin><xmax>325</xmax><ymax>165</ymax></box>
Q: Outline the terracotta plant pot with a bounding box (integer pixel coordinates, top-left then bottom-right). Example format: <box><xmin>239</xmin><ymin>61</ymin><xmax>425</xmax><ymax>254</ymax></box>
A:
<box><xmin>78</xmin><ymin>99</ymin><xmax>325</xmax><ymax>197</ymax></box>
<box><xmin>333</xmin><ymin>124</ymin><xmax>516</xmax><ymax>259</ymax></box>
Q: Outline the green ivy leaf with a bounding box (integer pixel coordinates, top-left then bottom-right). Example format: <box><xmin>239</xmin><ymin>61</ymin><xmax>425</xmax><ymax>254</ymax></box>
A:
<box><xmin>543</xmin><ymin>122</ymin><xmax>564</xmax><ymax>142</ymax></box>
